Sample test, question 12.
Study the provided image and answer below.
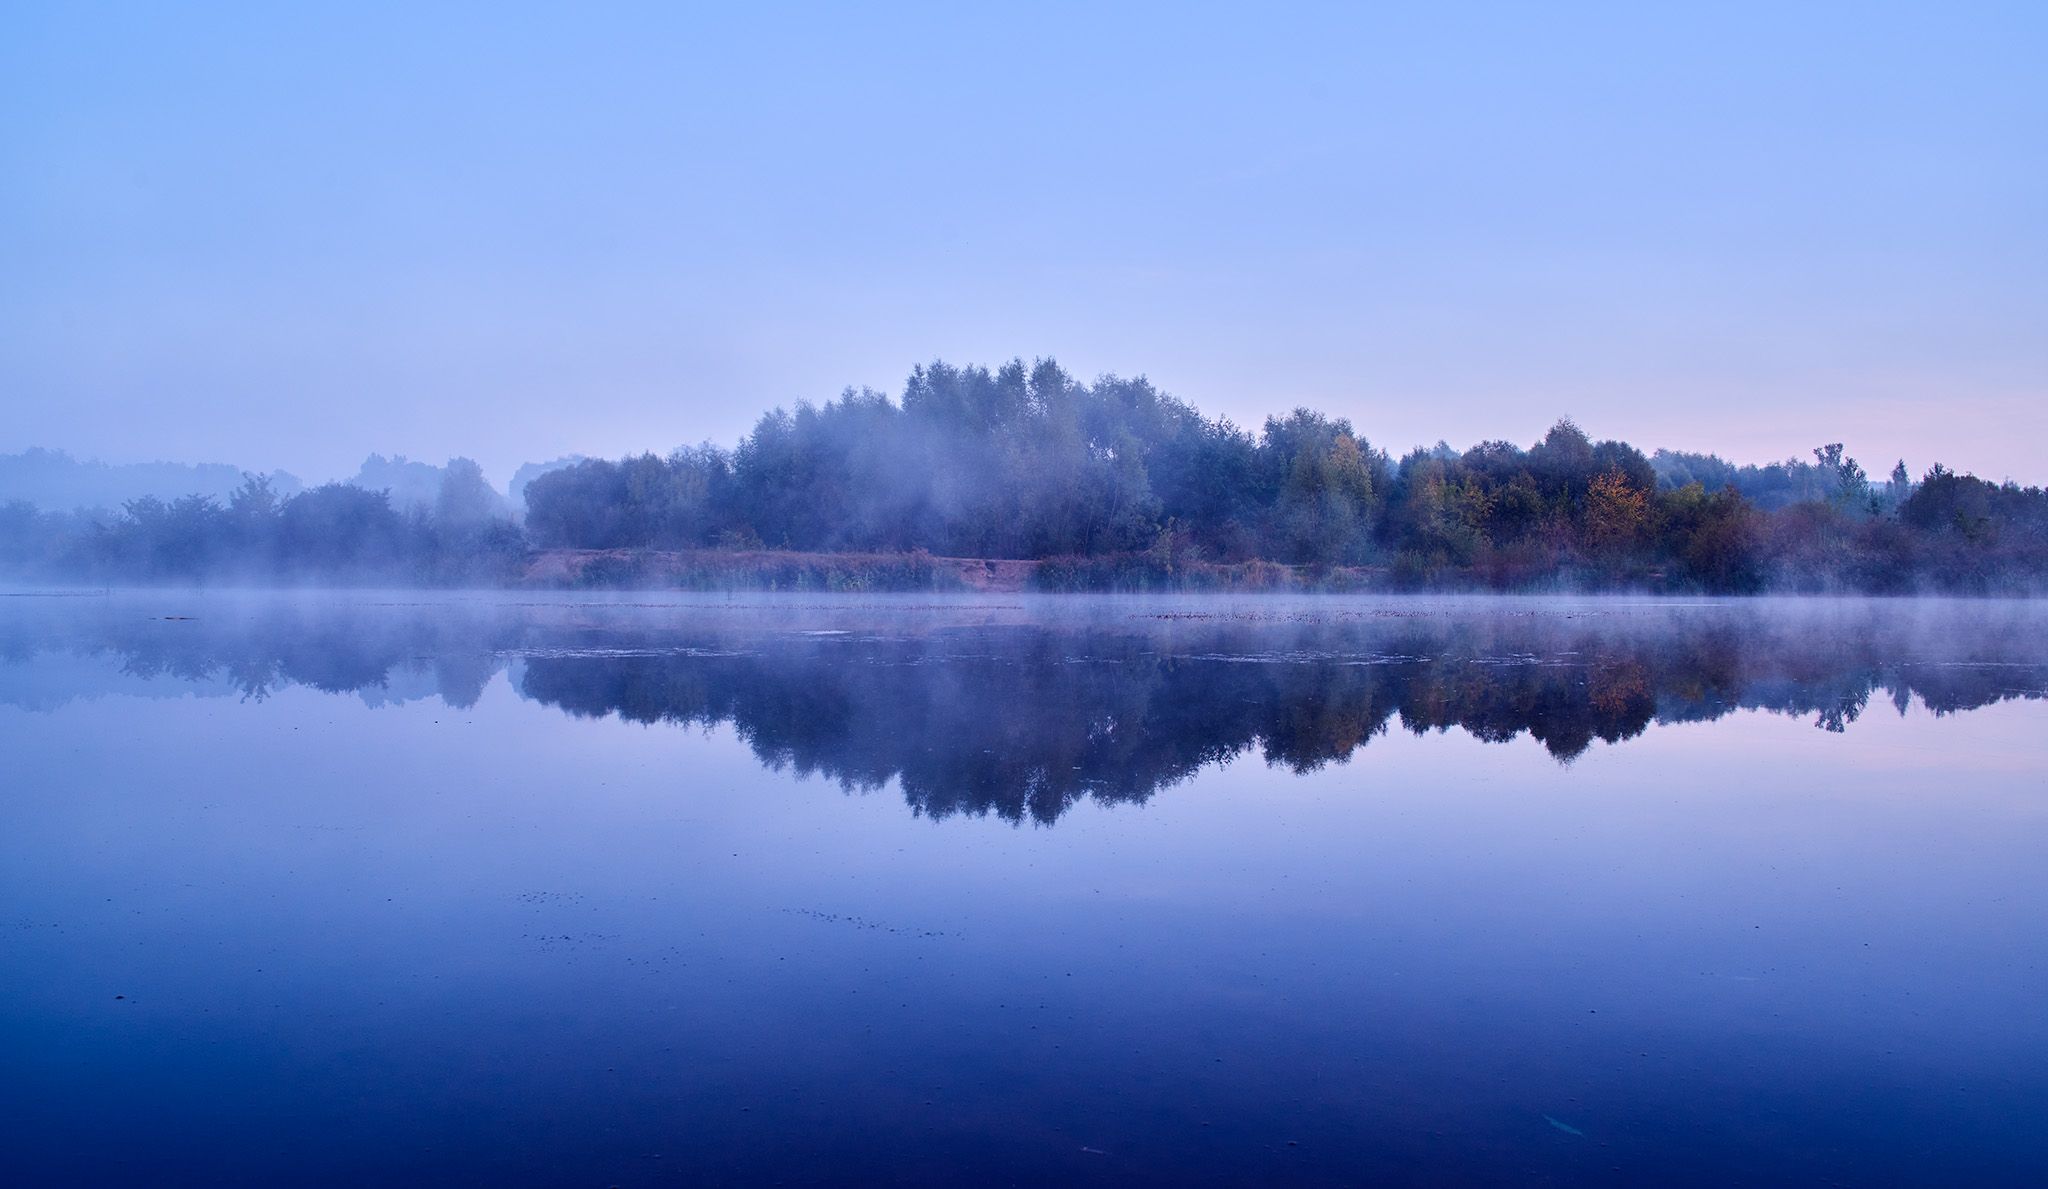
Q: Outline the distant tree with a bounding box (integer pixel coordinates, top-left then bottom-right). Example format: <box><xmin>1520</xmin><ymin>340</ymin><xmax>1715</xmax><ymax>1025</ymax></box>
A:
<box><xmin>435</xmin><ymin>458</ymin><xmax>502</xmax><ymax>527</ymax></box>
<box><xmin>1813</xmin><ymin>443</ymin><xmax>1871</xmax><ymax>513</ymax></box>
<box><xmin>1259</xmin><ymin>409</ymin><xmax>1383</xmax><ymax>564</ymax></box>
<box><xmin>1883</xmin><ymin>460</ymin><xmax>1912</xmax><ymax>512</ymax></box>
<box><xmin>1585</xmin><ymin>469</ymin><xmax>1650</xmax><ymax>562</ymax></box>
<box><xmin>523</xmin><ymin>460</ymin><xmax>633</xmax><ymax>549</ymax></box>
<box><xmin>1659</xmin><ymin>483</ymin><xmax>1762</xmax><ymax>591</ymax></box>
<box><xmin>278</xmin><ymin>484</ymin><xmax>405</xmax><ymax>574</ymax></box>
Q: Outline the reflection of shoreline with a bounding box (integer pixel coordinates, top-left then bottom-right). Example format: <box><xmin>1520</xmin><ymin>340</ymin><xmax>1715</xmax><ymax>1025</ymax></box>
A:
<box><xmin>5</xmin><ymin>597</ymin><xmax>2045</xmax><ymax>824</ymax></box>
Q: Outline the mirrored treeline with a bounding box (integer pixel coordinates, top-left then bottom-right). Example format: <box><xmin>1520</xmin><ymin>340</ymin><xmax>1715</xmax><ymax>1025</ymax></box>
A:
<box><xmin>6</xmin><ymin>595</ymin><xmax>2043</xmax><ymax>824</ymax></box>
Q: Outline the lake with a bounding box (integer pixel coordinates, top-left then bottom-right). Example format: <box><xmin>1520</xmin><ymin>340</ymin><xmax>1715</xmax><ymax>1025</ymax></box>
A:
<box><xmin>3</xmin><ymin>592</ymin><xmax>2044</xmax><ymax>1185</ymax></box>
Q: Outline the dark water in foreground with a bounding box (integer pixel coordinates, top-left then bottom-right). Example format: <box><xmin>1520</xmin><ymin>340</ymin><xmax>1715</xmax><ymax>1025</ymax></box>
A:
<box><xmin>3</xmin><ymin>592</ymin><xmax>2045</xmax><ymax>1186</ymax></box>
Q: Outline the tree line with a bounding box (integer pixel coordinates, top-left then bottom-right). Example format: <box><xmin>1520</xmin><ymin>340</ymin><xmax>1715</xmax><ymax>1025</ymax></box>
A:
<box><xmin>0</xmin><ymin>459</ymin><xmax>525</xmax><ymax>583</ymax></box>
<box><xmin>3</xmin><ymin>357</ymin><xmax>2045</xmax><ymax>591</ymax></box>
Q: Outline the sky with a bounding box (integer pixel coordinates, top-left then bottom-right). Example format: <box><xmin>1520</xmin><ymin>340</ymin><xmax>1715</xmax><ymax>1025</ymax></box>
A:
<box><xmin>3</xmin><ymin>1</ymin><xmax>2044</xmax><ymax>487</ymax></box>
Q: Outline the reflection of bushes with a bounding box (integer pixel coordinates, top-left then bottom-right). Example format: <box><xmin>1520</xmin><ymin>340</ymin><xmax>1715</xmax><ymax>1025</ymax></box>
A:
<box><xmin>10</xmin><ymin>600</ymin><xmax>2046</xmax><ymax>825</ymax></box>
<box><xmin>1588</xmin><ymin>660</ymin><xmax>1651</xmax><ymax>716</ymax></box>
<box><xmin>517</xmin><ymin>612</ymin><xmax>2047</xmax><ymax>822</ymax></box>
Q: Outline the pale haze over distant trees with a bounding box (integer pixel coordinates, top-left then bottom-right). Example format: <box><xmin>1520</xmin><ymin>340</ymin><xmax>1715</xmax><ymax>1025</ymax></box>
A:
<box><xmin>349</xmin><ymin>454</ymin><xmax>512</xmax><ymax>521</ymax></box>
<box><xmin>0</xmin><ymin>448</ymin><xmax>303</xmax><ymax>512</ymax></box>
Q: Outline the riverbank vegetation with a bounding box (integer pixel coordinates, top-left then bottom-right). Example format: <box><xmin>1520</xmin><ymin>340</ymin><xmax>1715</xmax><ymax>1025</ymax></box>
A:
<box><xmin>4</xmin><ymin>359</ymin><xmax>2044</xmax><ymax>592</ymax></box>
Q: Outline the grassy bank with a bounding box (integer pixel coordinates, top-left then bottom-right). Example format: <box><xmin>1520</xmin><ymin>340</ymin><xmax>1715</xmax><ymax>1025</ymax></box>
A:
<box><xmin>523</xmin><ymin>548</ymin><xmax>1404</xmax><ymax>593</ymax></box>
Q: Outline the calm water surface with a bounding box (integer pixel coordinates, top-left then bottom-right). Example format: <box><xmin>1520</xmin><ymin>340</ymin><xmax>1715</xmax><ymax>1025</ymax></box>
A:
<box><xmin>3</xmin><ymin>592</ymin><xmax>2045</xmax><ymax>1185</ymax></box>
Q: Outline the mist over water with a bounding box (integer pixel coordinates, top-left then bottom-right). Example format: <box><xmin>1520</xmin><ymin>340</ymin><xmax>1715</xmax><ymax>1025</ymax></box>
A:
<box><xmin>10</xmin><ymin>0</ymin><xmax>2044</xmax><ymax>1180</ymax></box>
<box><xmin>3</xmin><ymin>592</ymin><xmax>2046</xmax><ymax>1184</ymax></box>
<box><xmin>5</xmin><ymin>592</ymin><xmax>2042</xmax><ymax>786</ymax></box>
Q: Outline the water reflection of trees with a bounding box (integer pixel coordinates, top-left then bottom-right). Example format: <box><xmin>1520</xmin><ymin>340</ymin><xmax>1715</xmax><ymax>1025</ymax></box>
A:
<box><xmin>0</xmin><ymin>600</ymin><xmax>520</xmax><ymax>708</ymax></box>
<box><xmin>5</xmin><ymin>600</ymin><xmax>2043</xmax><ymax>824</ymax></box>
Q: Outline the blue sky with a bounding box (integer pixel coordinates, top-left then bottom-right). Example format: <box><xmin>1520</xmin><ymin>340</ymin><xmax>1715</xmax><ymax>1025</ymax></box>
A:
<box><xmin>4</xmin><ymin>1</ymin><xmax>2043</xmax><ymax>485</ymax></box>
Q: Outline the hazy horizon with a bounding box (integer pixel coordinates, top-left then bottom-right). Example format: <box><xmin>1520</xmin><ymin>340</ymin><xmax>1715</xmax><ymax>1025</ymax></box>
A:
<box><xmin>5</xmin><ymin>4</ymin><xmax>2044</xmax><ymax>486</ymax></box>
<box><xmin>3</xmin><ymin>364</ymin><xmax>2028</xmax><ymax>497</ymax></box>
